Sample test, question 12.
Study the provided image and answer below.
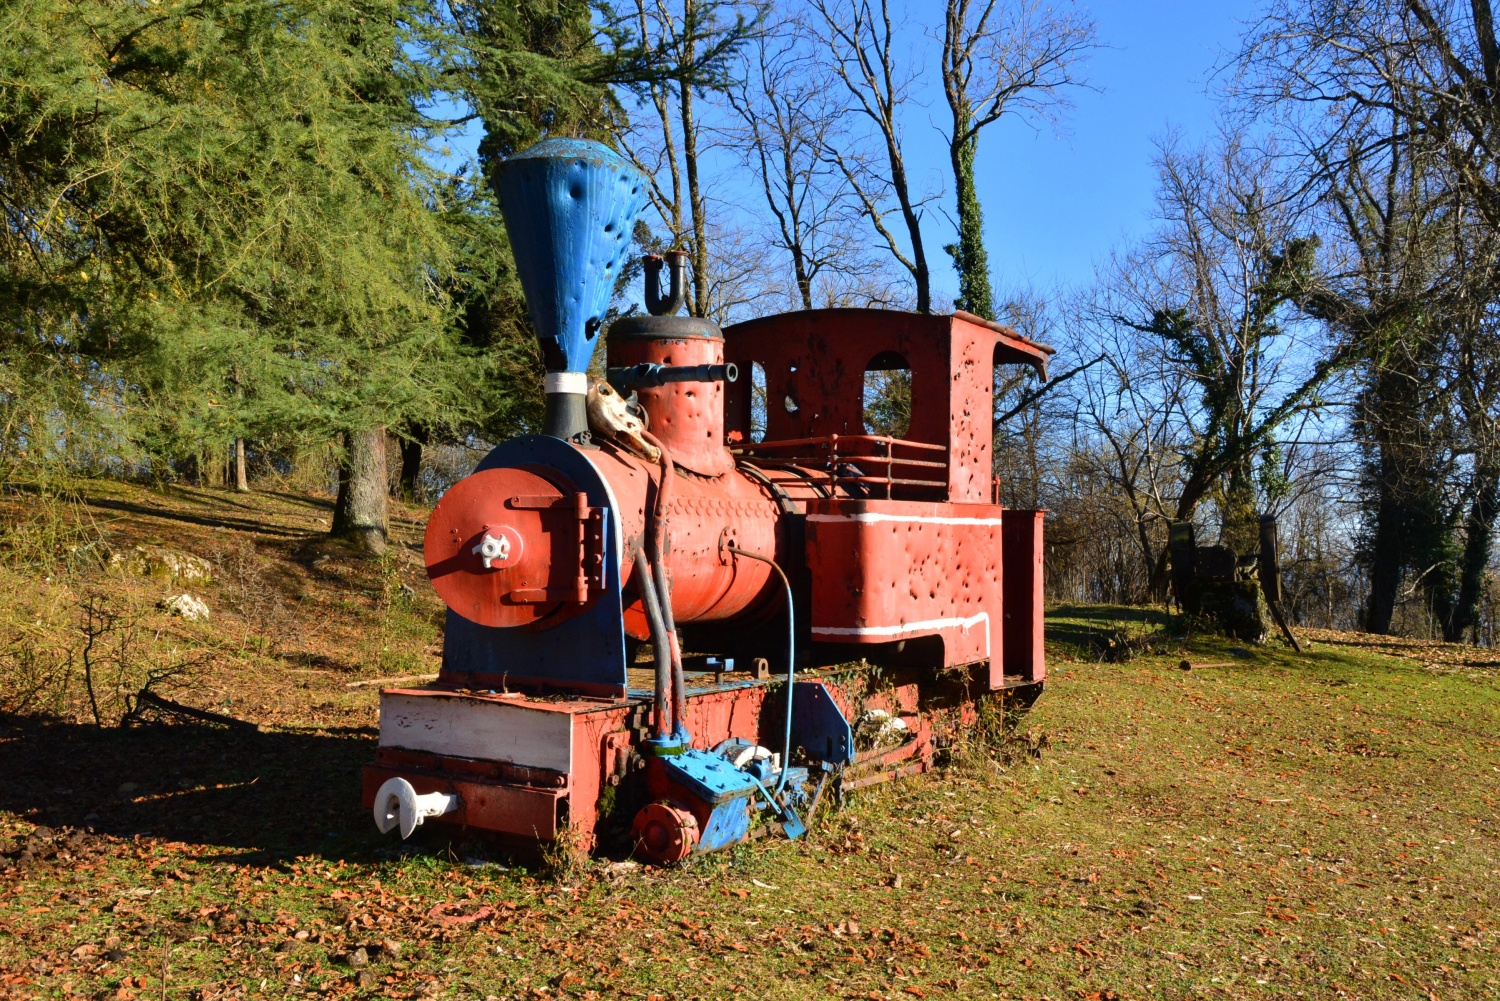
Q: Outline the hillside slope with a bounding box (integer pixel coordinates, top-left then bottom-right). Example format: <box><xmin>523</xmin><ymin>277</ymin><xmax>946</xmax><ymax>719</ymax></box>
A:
<box><xmin>0</xmin><ymin>479</ymin><xmax>444</xmax><ymax>731</ymax></box>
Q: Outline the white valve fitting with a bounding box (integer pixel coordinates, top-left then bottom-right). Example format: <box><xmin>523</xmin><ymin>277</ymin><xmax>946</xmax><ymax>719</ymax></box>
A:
<box><xmin>372</xmin><ymin>777</ymin><xmax>459</xmax><ymax>839</ymax></box>
<box><xmin>471</xmin><ymin>532</ymin><xmax>510</xmax><ymax>568</ymax></box>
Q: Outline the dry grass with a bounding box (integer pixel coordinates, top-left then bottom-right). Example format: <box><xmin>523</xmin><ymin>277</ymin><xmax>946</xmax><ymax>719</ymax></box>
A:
<box><xmin>0</xmin><ymin>485</ymin><xmax>1496</xmax><ymax>1000</ymax></box>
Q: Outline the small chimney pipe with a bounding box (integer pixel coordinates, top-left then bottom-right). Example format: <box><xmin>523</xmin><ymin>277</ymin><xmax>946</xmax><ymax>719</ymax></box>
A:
<box><xmin>644</xmin><ymin>251</ymin><xmax>688</xmax><ymax>317</ymax></box>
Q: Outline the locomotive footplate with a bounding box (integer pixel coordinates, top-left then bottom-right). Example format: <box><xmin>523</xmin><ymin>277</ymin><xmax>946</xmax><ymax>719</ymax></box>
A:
<box><xmin>359</xmin><ymin>663</ymin><xmax>1021</xmax><ymax>853</ymax></box>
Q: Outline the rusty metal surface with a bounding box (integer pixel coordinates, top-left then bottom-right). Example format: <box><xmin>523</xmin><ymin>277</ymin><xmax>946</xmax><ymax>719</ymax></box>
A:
<box><xmin>840</xmin><ymin>760</ymin><xmax>929</xmax><ymax>792</ymax></box>
<box><xmin>1001</xmin><ymin>510</ymin><xmax>1047</xmax><ymax>686</ymax></box>
<box><xmin>583</xmin><ymin>442</ymin><xmax>786</xmax><ymax>629</ymax></box>
<box><xmin>722</xmin><ymin>309</ymin><xmax>1049</xmax><ymax>505</ymax></box>
<box><xmin>365</xmin><ymin>657</ymin><xmax>1038</xmax><ymax>843</ymax></box>
<box><xmin>804</xmin><ymin>497</ymin><xmax>1005</xmax><ymax>673</ymax></box>
<box><xmin>424</xmin><ymin>466</ymin><xmax>603</xmax><ymax>629</ymax></box>
<box><xmin>381</xmin><ymin>304</ymin><xmax>1055</xmax><ymax>852</ymax></box>
<box><xmin>607</xmin><ymin>317</ymin><xmax>733</xmax><ymax>476</ymax></box>
<box><xmin>736</xmin><ymin>434</ymin><xmax>949</xmax><ymax>499</ymax></box>
<box><xmin>360</xmin><ymin>762</ymin><xmax>566</xmax><ymax>841</ymax></box>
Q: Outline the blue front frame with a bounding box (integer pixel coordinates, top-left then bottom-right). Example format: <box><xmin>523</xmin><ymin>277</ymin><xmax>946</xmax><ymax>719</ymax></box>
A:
<box><xmin>439</xmin><ymin>436</ymin><xmax>630</xmax><ymax>696</ymax></box>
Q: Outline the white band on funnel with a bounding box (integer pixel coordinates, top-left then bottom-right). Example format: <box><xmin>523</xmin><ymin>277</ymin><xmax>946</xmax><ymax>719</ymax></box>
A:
<box><xmin>544</xmin><ymin>371</ymin><xmax>588</xmax><ymax>395</ymax></box>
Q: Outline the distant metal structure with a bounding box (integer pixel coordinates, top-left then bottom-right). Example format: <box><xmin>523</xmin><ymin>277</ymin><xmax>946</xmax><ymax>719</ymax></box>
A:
<box><xmin>1258</xmin><ymin>514</ymin><xmax>1301</xmax><ymax>652</ymax></box>
<box><xmin>364</xmin><ymin>139</ymin><xmax>1051</xmax><ymax>863</ymax></box>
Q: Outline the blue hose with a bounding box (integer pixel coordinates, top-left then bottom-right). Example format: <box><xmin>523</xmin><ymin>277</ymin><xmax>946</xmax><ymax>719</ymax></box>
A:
<box><xmin>728</xmin><ymin>547</ymin><xmax>795</xmax><ymax>794</ymax></box>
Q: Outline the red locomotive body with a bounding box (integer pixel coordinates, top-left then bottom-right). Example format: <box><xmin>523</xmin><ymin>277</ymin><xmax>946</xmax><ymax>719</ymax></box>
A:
<box><xmin>362</xmin><ymin>140</ymin><xmax>1051</xmax><ymax>863</ymax></box>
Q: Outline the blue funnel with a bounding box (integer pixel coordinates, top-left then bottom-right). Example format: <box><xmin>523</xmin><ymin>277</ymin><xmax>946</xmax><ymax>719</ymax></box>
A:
<box><xmin>494</xmin><ymin>139</ymin><xmax>646</xmax><ymax>379</ymax></box>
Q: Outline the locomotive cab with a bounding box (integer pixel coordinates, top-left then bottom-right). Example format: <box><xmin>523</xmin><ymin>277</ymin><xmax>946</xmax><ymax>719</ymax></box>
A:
<box><xmin>723</xmin><ymin>308</ymin><xmax>1051</xmax><ymax>689</ymax></box>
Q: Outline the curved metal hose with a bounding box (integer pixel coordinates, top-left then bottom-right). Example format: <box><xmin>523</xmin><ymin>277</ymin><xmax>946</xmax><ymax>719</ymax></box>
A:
<box><xmin>641</xmin><ymin>430</ymin><xmax>686</xmax><ymax>736</ymax></box>
<box><xmin>727</xmin><ymin>546</ymin><xmax>796</xmax><ymax>794</ymax></box>
<box><xmin>634</xmin><ymin>550</ymin><xmax>674</xmax><ymax>739</ymax></box>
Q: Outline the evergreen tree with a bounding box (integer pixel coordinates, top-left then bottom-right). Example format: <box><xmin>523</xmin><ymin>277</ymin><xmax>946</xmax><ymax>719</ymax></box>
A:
<box><xmin>0</xmin><ymin>1</ymin><xmax>496</xmax><ymax>547</ymax></box>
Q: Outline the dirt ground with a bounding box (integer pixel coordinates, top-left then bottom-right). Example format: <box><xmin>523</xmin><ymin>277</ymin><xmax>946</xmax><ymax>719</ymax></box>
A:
<box><xmin>0</xmin><ymin>481</ymin><xmax>1497</xmax><ymax>1000</ymax></box>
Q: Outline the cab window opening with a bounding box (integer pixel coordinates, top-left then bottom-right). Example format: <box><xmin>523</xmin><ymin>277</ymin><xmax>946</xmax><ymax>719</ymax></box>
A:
<box><xmin>862</xmin><ymin>351</ymin><xmax>911</xmax><ymax>438</ymax></box>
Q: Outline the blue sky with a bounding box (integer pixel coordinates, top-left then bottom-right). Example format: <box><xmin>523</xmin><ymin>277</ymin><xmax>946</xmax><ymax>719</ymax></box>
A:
<box><xmin>958</xmin><ymin>0</ymin><xmax>1263</xmax><ymax>296</ymax></box>
<box><xmin>433</xmin><ymin>0</ymin><xmax>1264</xmax><ymax>302</ymax></box>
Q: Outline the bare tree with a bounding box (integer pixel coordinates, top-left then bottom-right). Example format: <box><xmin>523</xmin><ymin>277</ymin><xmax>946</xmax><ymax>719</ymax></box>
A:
<box><xmin>725</xmin><ymin>26</ymin><xmax>853</xmax><ymax>310</ymax></box>
<box><xmin>1095</xmin><ymin>135</ymin><xmax>1356</xmax><ymax>595</ymax></box>
<box><xmin>1239</xmin><ymin>0</ymin><xmax>1500</xmax><ymax>636</ymax></box>
<box><xmin>1054</xmin><ymin>291</ymin><xmax>1196</xmax><ymax>599</ymax></box>
<box><xmin>702</xmin><ymin>220</ymin><xmax>788</xmax><ymax>323</ymax></box>
<box><xmin>940</xmin><ymin>0</ymin><xmax>1097</xmax><ymax>319</ymax></box>
<box><xmin>613</xmin><ymin>0</ymin><xmax>761</xmax><ymax>318</ymax></box>
<box><xmin>807</xmin><ymin>0</ymin><xmax>939</xmax><ymax>313</ymax></box>
<box><xmin>1241</xmin><ymin>0</ymin><xmax>1500</xmax><ymax>228</ymax></box>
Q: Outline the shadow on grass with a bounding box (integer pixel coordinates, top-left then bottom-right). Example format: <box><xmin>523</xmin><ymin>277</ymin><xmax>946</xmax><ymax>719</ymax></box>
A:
<box><xmin>1046</xmin><ymin>604</ymin><xmax>1180</xmax><ymax>660</ymax></box>
<box><xmin>0</xmin><ymin>713</ymin><xmax>388</xmax><ymax>865</ymax></box>
<box><xmin>262</xmin><ymin>489</ymin><xmax>335</xmax><ymax>512</ymax></box>
<box><xmin>83</xmin><ymin>496</ymin><xmax>308</xmax><ymax>539</ymax></box>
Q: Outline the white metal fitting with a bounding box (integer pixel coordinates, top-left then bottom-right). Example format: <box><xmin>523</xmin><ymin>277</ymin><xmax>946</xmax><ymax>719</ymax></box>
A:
<box><xmin>543</xmin><ymin>371</ymin><xmax>588</xmax><ymax>395</ymax></box>
<box><xmin>472</xmin><ymin>532</ymin><xmax>510</xmax><ymax>568</ymax></box>
<box><xmin>372</xmin><ymin>776</ymin><xmax>459</xmax><ymax>840</ymax></box>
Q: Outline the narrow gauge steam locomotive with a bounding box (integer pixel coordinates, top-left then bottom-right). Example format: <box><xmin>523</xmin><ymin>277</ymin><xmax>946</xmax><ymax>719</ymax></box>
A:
<box><xmin>363</xmin><ymin>139</ymin><xmax>1051</xmax><ymax>864</ymax></box>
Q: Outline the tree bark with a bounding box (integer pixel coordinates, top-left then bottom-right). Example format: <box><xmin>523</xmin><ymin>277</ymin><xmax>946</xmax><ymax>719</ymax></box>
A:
<box><xmin>331</xmin><ymin>428</ymin><xmax>388</xmax><ymax>554</ymax></box>
<box><xmin>396</xmin><ymin>424</ymin><xmax>428</xmax><ymax>502</ymax></box>
<box><xmin>233</xmin><ymin>437</ymin><xmax>249</xmax><ymax>492</ymax></box>
<box><xmin>812</xmin><ymin>0</ymin><xmax>932</xmax><ymax>313</ymax></box>
<box><xmin>1364</xmin><ymin>447</ymin><xmax>1403</xmax><ymax>634</ymax></box>
<box><xmin>887</xmin><ymin>128</ymin><xmax>930</xmax><ymax>315</ymax></box>
<box><xmin>679</xmin><ymin>10</ymin><xmax>710</xmax><ymax>318</ymax></box>
<box><xmin>1448</xmin><ymin>461</ymin><xmax>1499</xmax><ymax>641</ymax></box>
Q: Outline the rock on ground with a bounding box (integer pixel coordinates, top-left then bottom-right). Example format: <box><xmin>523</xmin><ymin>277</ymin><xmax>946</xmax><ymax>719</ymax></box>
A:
<box><xmin>160</xmin><ymin>593</ymin><xmax>210</xmax><ymax>621</ymax></box>
<box><xmin>108</xmin><ymin>544</ymin><xmax>212</xmax><ymax>582</ymax></box>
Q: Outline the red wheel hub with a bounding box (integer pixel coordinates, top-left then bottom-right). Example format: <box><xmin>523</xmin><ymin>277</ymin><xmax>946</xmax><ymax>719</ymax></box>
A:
<box><xmin>631</xmin><ymin>803</ymin><xmax>699</xmax><ymax>864</ymax></box>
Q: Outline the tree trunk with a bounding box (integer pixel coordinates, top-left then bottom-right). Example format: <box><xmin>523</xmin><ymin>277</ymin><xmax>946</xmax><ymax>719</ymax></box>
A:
<box><xmin>948</xmin><ymin>132</ymin><xmax>994</xmax><ymax>319</ymax></box>
<box><xmin>889</xmin><ymin>141</ymin><xmax>930</xmax><ymax>315</ymax></box>
<box><xmin>1220</xmin><ymin>458</ymin><xmax>1259</xmax><ymax>557</ymax></box>
<box><xmin>396</xmin><ymin>425</ymin><xmax>428</xmax><ymax>502</ymax></box>
<box><xmin>679</xmin><ymin>0</ymin><xmax>710</xmax><ymax>318</ymax></box>
<box><xmin>1448</xmin><ymin>461</ymin><xmax>1500</xmax><ymax>642</ymax></box>
<box><xmin>233</xmin><ymin>437</ymin><xmax>249</xmax><ymax>492</ymax></box>
<box><xmin>331</xmin><ymin>428</ymin><xmax>388</xmax><ymax>554</ymax></box>
<box><xmin>1364</xmin><ymin>458</ymin><xmax>1403</xmax><ymax>634</ymax></box>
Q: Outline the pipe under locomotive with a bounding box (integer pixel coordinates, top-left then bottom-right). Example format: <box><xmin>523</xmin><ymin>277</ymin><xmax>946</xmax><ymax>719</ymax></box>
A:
<box><xmin>363</xmin><ymin>139</ymin><xmax>1052</xmax><ymax>863</ymax></box>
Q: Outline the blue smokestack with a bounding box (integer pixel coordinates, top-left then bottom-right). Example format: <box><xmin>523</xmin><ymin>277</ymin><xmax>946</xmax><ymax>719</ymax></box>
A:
<box><xmin>494</xmin><ymin>139</ymin><xmax>646</xmax><ymax>441</ymax></box>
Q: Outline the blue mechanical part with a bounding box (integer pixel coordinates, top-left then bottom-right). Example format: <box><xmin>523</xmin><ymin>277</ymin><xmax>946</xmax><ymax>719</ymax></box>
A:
<box><xmin>698</xmin><ymin>800</ymin><xmax>753</xmax><ymax>853</ymax></box>
<box><xmin>493</xmin><ymin>139</ymin><xmax>646</xmax><ymax>376</ymax></box>
<box><xmin>776</xmin><ymin>767</ymin><xmax>811</xmax><ymax>806</ymax></box>
<box><xmin>650</xmin><ymin>737</ymin><xmax>812</xmax><ymax>854</ymax></box>
<box><xmin>790</xmin><ymin>681</ymin><xmax>856</xmax><ymax>766</ymax></box>
<box><xmin>748</xmin><ymin>774</ymin><xmax>807</xmax><ymax>840</ymax></box>
<box><xmin>655</xmin><ymin>745</ymin><xmax>761</xmax><ymax>854</ymax></box>
<box><xmin>440</xmin><ymin>435</ymin><xmax>629</xmax><ymax>694</ymax></box>
<box><xmin>659</xmin><ymin>747</ymin><xmax>760</xmax><ymax>805</ymax></box>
